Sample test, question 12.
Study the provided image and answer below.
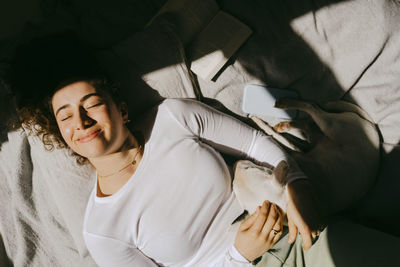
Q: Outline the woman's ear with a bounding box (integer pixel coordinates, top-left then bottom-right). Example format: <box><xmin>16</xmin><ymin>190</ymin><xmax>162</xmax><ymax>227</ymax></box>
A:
<box><xmin>120</xmin><ymin>101</ymin><xmax>129</xmax><ymax>122</ymax></box>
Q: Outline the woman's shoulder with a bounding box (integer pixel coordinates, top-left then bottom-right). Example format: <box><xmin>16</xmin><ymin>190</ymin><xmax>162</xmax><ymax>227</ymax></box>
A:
<box><xmin>159</xmin><ymin>98</ymin><xmax>213</xmax><ymax>118</ymax></box>
<box><xmin>156</xmin><ymin>98</ymin><xmax>208</xmax><ymax>131</ymax></box>
<box><xmin>134</xmin><ymin>99</ymin><xmax>200</xmax><ymax>134</ymax></box>
<box><xmin>160</xmin><ymin>98</ymin><xmax>200</xmax><ymax>111</ymax></box>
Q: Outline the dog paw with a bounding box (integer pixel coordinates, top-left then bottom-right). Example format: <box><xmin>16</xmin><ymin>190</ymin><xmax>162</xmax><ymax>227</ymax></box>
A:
<box><xmin>274</xmin><ymin>122</ymin><xmax>291</xmax><ymax>133</ymax></box>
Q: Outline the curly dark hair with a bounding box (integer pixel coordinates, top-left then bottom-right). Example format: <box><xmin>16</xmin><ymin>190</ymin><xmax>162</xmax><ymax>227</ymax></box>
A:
<box><xmin>9</xmin><ymin>30</ymin><xmax>121</xmax><ymax>165</ymax></box>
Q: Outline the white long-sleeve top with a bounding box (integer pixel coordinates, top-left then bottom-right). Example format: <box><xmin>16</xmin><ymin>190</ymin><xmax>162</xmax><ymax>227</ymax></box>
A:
<box><xmin>83</xmin><ymin>99</ymin><xmax>306</xmax><ymax>266</ymax></box>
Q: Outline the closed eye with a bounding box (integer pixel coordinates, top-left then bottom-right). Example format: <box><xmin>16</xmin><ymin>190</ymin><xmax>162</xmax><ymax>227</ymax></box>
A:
<box><xmin>61</xmin><ymin>115</ymin><xmax>72</xmax><ymax>121</ymax></box>
<box><xmin>87</xmin><ymin>102</ymin><xmax>104</xmax><ymax>109</ymax></box>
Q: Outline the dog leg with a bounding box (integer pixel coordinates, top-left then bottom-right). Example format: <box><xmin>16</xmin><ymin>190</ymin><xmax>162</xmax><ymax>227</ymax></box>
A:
<box><xmin>276</xmin><ymin>98</ymin><xmax>380</xmax><ymax>148</ymax></box>
<box><xmin>322</xmin><ymin>100</ymin><xmax>374</xmax><ymax>122</ymax></box>
<box><xmin>275</xmin><ymin>98</ymin><xmax>348</xmax><ymax>142</ymax></box>
<box><xmin>251</xmin><ymin>116</ymin><xmax>302</xmax><ymax>152</ymax></box>
<box><xmin>274</xmin><ymin>120</ymin><xmax>313</xmax><ymax>144</ymax></box>
<box><xmin>275</xmin><ymin>98</ymin><xmax>323</xmax><ymax>121</ymax></box>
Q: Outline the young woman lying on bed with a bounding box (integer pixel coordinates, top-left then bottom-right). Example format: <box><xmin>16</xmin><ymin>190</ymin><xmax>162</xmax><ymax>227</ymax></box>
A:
<box><xmin>11</xmin><ymin>32</ymin><xmax>323</xmax><ymax>266</ymax></box>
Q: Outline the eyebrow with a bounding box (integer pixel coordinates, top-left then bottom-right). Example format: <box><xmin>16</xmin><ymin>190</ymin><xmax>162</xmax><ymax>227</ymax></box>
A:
<box><xmin>55</xmin><ymin>93</ymin><xmax>103</xmax><ymax>117</ymax></box>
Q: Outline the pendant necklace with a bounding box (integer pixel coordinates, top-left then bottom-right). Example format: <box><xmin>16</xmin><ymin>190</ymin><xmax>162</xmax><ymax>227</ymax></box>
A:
<box><xmin>98</xmin><ymin>145</ymin><xmax>142</xmax><ymax>178</ymax></box>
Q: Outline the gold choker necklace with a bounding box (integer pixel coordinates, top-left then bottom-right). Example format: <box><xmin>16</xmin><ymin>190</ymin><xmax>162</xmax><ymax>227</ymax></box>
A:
<box><xmin>98</xmin><ymin>145</ymin><xmax>142</xmax><ymax>178</ymax></box>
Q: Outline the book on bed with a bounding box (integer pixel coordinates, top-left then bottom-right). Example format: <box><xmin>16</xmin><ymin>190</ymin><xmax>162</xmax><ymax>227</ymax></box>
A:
<box><xmin>148</xmin><ymin>0</ymin><xmax>252</xmax><ymax>81</ymax></box>
<box><xmin>187</xmin><ymin>11</ymin><xmax>252</xmax><ymax>81</ymax></box>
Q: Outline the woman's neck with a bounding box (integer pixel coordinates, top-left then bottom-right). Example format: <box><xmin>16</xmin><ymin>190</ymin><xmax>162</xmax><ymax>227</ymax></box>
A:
<box><xmin>88</xmin><ymin>134</ymin><xmax>141</xmax><ymax>176</ymax></box>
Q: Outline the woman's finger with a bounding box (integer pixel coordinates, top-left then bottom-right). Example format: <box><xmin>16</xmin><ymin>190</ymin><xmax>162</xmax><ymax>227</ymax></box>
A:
<box><xmin>261</xmin><ymin>204</ymin><xmax>279</xmax><ymax>237</ymax></box>
<box><xmin>298</xmin><ymin>224</ymin><xmax>312</xmax><ymax>250</ymax></box>
<box><xmin>271</xmin><ymin>224</ymin><xmax>283</xmax><ymax>245</ymax></box>
<box><xmin>288</xmin><ymin>217</ymin><xmax>298</xmax><ymax>244</ymax></box>
<box><xmin>239</xmin><ymin>207</ymin><xmax>260</xmax><ymax>231</ymax></box>
<box><xmin>268</xmin><ymin>208</ymin><xmax>283</xmax><ymax>242</ymax></box>
<box><xmin>272</xmin><ymin>209</ymin><xmax>283</xmax><ymax>233</ymax></box>
<box><xmin>275</xmin><ymin>204</ymin><xmax>284</xmax><ymax>218</ymax></box>
<box><xmin>251</xmin><ymin>201</ymin><xmax>271</xmax><ymax>233</ymax></box>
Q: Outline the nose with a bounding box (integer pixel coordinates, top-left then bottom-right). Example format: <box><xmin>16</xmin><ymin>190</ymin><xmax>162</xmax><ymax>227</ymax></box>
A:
<box><xmin>75</xmin><ymin>106</ymin><xmax>95</xmax><ymax>130</ymax></box>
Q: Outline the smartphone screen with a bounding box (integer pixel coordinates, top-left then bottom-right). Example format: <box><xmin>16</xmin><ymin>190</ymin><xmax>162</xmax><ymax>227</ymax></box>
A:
<box><xmin>242</xmin><ymin>84</ymin><xmax>298</xmax><ymax>119</ymax></box>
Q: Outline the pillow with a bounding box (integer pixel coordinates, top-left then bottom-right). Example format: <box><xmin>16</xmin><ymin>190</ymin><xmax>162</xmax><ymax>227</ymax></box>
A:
<box><xmin>97</xmin><ymin>15</ymin><xmax>199</xmax><ymax>117</ymax></box>
<box><xmin>0</xmin><ymin>233</ymin><xmax>9</xmax><ymax>267</ymax></box>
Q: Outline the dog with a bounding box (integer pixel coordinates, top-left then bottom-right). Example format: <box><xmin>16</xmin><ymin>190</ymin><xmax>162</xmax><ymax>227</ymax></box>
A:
<box><xmin>233</xmin><ymin>98</ymin><xmax>380</xmax><ymax>222</ymax></box>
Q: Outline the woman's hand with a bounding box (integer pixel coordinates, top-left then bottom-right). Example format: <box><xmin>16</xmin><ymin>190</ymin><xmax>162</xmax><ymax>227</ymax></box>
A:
<box><xmin>286</xmin><ymin>179</ymin><xmax>325</xmax><ymax>250</ymax></box>
<box><xmin>234</xmin><ymin>201</ymin><xmax>283</xmax><ymax>262</ymax></box>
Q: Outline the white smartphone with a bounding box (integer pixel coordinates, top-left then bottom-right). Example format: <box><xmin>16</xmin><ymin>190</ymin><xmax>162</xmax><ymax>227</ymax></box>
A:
<box><xmin>242</xmin><ymin>84</ymin><xmax>299</xmax><ymax>119</ymax></box>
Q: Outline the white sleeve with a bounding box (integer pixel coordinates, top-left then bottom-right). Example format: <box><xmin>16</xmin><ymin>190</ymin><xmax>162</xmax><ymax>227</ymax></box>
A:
<box><xmin>165</xmin><ymin>99</ymin><xmax>307</xmax><ymax>184</ymax></box>
<box><xmin>84</xmin><ymin>232</ymin><xmax>159</xmax><ymax>267</ymax></box>
<box><xmin>211</xmin><ymin>245</ymin><xmax>253</xmax><ymax>267</ymax></box>
<box><xmin>229</xmin><ymin>245</ymin><xmax>252</xmax><ymax>262</ymax></box>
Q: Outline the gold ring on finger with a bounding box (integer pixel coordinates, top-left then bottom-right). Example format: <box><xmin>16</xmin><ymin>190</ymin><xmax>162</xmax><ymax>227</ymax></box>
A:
<box><xmin>272</xmin><ymin>229</ymin><xmax>281</xmax><ymax>235</ymax></box>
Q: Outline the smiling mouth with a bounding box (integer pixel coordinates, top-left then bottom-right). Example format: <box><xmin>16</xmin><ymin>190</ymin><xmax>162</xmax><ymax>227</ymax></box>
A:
<box><xmin>76</xmin><ymin>129</ymin><xmax>102</xmax><ymax>143</ymax></box>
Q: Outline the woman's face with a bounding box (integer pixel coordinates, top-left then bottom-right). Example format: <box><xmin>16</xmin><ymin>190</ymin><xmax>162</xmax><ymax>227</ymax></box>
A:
<box><xmin>52</xmin><ymin>81</ymin><xmax>129</xmax><ymax>158</ymax></box>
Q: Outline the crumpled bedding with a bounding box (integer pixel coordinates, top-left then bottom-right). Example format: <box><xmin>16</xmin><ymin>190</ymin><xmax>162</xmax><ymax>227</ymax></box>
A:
<box><xmin>1</xmin><ymin>0</ymin><xmax>400</xmax><ymax>266</ymax></box>
<box><xmin>201</xmin><ymin>0</ymin><xmax>400</xmax><ymax>147</ymax></box>
<box><xmin>199</xmin><ymin>0</ymin><xmax>400</xmax><ymax>234</ymax></box>
<box><xmin>0</xmin><ymin>130</ymin><xmax>97</xmax><ymax>267</ymax></box>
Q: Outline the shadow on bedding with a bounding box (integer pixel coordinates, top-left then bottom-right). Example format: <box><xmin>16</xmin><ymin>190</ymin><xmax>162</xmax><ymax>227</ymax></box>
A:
<box><xmin>0</xmin><ymin>79</ymin><xmax>16</xmax><ymax>149</ymax></box>
<box><xmin>343</xmin><ymin>145</ymin><xmax>400</xmax><ymax>237</ymax></box>
<box><xmin>0</xmin><ymin>234</ymin><xmax>12</xmax><ymax>267</ymax></box>
<box><xmin>325</xmin><ymin>218</ymin><xmax>400</xmax><ymax>267</ymax></box>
